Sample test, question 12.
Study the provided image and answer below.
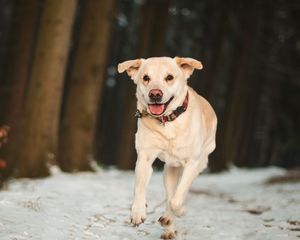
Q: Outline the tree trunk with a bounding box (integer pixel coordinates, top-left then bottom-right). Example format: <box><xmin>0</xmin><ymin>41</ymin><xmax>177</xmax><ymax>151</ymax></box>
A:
<box><xmin>0</xmin><ymin>0</ymin><xmax>14</xmax><ymax>89</ymax></box>
<box><xmin>95</xmin><ymin>0</ymin><xmax>140</xmax><ymax>167</ymax></box>
<box><xmin>212</xmin><ymin>0</ymin><xmax>258</xmax><ymax>171</ymax></box>
<box><xmin>201</xmin><ymin>0</ymin><xmax>233</xmax><ymax>102</ymax></box>
<box><xmin>1</xmin><ymin>0</ymin><xmax>39</xmax><ymax>125</ymax></box>
<box><xmin>0</xmin><ymin>0</ymin><xmax>39</xmax><ymax>181</ymax></box>
<box><xmin>58</xmin><ymin>0</ymin><xmax>116</xmax><ymax>172</ymax></box>
<box><xmin>116</xmin><ymin>0</ymin><xmax>170</xmax><ymax>170</ymax></box>
<box><xmin>14</xmin><ymin>0</ymin><xmax>77</xmax><ymax>178</ymax></box>
<box><xmin>201</xmin><ymin>0</ymin><xmax>238</xmax><ymax>172</ymax></box>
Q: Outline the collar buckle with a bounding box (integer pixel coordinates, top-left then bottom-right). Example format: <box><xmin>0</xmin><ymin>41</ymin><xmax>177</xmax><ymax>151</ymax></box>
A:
<box><xmin>135</xmin><ymin>110</ymin><xmax>142</xmax><ymax>118</ymax></box>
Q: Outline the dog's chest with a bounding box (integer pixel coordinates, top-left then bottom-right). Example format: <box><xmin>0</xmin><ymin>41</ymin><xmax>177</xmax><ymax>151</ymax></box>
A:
<box><xmin>158</xmin><ymin>128</ymin><xmax>193</xmax><ymax>166</ymax></box>
<box><xmin>138</xmin><ymin>112</ymin><xmax>203</xmax><ymax>165</ymax></box>
<box><xmin>158</xmin><ymin>146</ymin><xmax>190</xmax><ymax>167</ymax></box>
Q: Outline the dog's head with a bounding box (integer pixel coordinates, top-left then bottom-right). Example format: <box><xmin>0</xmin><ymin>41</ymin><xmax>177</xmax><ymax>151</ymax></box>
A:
<box><xmin>118</xmin><ymin>57</ymin><xmax>202</xmax><ymax>116</ymax></box>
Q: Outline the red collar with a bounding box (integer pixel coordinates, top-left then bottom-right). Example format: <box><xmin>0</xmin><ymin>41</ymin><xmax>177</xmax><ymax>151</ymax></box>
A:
<box><xmin>135</xmin><ymin>92</ymin><xmax>189</xmax><ymax>125</ymax></box>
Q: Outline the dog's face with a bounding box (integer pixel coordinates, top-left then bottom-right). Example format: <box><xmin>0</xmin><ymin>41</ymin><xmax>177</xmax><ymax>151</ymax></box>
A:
<box><xmin>118</xmin><ymin>57</ymin><xmax>202</xmax><ymax>116</ymax></box>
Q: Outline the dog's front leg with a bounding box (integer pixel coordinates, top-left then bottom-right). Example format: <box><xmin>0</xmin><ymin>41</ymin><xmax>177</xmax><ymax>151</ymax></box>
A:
<box><xmin>131</xmin><ymin>151</ymin><xmax>155</xmax><ymax>226</ymax></box>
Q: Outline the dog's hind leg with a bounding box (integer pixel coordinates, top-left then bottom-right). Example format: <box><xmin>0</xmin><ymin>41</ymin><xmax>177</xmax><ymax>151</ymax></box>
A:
<box><xmin>170</xmin><ymin>155</ymin><xmax>209</xmax><ymax>217</ymax></box>
<box><xmin>159</xmin><ymin>165</ymin><xmax>181</xmax><ymax>239</ymax></box>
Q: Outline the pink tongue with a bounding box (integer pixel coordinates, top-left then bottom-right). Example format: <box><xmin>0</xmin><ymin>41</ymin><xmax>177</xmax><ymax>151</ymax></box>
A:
<box><xmin>149</xmin><ymin>104</ymin><xmax>165</xmax><ymax>115</ymax></box>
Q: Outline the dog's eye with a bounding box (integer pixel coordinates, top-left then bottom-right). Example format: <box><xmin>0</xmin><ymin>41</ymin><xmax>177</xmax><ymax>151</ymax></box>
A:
<box><xmin>143</xmin><ymin>75</ymin><xmax>150</xmax><ymax>82</ymax></box>
<box><xmin>166</xmin><ymin>74</ymin><xmax>174</xmax><ymax>81</ymax></box>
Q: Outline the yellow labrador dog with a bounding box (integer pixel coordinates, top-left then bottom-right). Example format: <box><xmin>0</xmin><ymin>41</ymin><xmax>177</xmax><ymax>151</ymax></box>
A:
<box><xmin>118</xmin><ymin>57</ymin><xmax>217</xmax><ymax>239</ymax></box>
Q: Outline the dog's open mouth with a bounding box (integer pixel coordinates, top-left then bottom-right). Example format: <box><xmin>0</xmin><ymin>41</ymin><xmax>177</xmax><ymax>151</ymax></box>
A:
<box><xmin>148</xmin><ymin>96</ymin><xmax>174</xmax><ymax>116</ymax></box>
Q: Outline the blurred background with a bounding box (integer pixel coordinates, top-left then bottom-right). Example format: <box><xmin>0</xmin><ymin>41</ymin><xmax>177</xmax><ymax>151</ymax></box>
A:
<box><xmin>0</xmin><ymin>0</ymin><xmax>299</xmax><ymax>185</ymax></box>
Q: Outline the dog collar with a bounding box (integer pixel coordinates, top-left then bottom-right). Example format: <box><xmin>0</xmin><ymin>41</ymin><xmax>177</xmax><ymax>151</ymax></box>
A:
<box><xmin>135</xmin><ymin>92</ymin><xmax>189</xmax><ymax>125</ymax></box>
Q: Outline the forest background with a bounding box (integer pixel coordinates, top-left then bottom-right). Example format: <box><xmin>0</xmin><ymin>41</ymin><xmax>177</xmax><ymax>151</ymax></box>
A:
<box><xmin>0</xmin><ymin>0</ymin><xmax>299</xmax><ymax>186</ymax></box>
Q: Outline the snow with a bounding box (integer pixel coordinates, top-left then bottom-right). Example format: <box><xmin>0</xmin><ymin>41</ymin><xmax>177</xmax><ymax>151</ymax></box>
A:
<box><xmin>0</xmin><ymin>167</ymin><xmax>299</xmax><ymax>240</ymax></box>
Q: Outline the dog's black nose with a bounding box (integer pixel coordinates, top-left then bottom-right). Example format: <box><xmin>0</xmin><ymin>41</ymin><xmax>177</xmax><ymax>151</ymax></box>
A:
<box><xmin>149</xmin><ymin>89</ymin><xmax>163</xmax><ymax>102</ymax></box>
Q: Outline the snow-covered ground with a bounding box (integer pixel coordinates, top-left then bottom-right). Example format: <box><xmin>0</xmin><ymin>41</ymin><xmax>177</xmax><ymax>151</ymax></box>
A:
<box><xmin>0</xmin><ymin>167</ymin><xmax>299</xmax><ymax>240</ymax></box>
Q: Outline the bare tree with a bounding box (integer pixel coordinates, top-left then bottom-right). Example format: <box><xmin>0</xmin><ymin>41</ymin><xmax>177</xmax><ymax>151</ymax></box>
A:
<box><xmin>0</xmin><ymin>0</ymin><xmax>39</xmax><ymax>181</ymax></box>
<box><xmin>212</xmin><ymin>0</ymin><xmax>259</xmax><ymax>171</ymax></box>
<box><xmin>14</xmin><ymin>0</ymin><xmax>77</xmax><ymax>178</ymax></box>
<box><xmin>58</xmin><ymin>0</ymin><xmax>116</xmax><ymax>172</ymax></box>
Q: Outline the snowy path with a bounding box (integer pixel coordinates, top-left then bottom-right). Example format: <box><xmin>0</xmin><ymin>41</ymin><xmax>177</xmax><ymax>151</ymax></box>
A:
<box><xmin>0</xmin><ymin>167</ymin><xmax>299</xmax><ymax>240</ymax></box>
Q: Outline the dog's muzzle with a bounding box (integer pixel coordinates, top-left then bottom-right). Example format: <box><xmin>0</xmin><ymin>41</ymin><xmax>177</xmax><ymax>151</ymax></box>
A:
<box><xmin>147</xmin><ymin>96</ymin><xmax>174</xmax><ymax>116</ymax></box>
<box><xmin>135</xmin><ymin>91</ymin><xmax>189</xmax><ymax>125</ymax></box>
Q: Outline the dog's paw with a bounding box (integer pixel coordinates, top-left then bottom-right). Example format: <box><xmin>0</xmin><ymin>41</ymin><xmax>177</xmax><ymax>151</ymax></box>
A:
<box><xmin>131</xmin><ymin>206</ymin><xmax>146</xmax><ymax>227</ymax></box>
<box><xmin>160</xmin><ymin>230</ymin><xmax>176</xmax><ymax>239</ymax></box>
<box><xmin>158</xmin><ymin>215</ymin><xmax>173</xmax><ymax>227</ymax></box>
<box><xmin>170</xmin><ymin>199</ymin><xmax>186</xmax><ymax>217</ymax></box>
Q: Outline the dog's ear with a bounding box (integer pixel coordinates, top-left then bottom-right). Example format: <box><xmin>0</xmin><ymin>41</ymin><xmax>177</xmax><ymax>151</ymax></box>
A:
<box><xmin>117</xmin><ymin>59</ymin><xmax>143</xmax><ymax>82</ymax></box>
<box><xmin>175</xmin><ymin>57</ymin><xmax>203</xmax><ymax>78</ymax></box>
